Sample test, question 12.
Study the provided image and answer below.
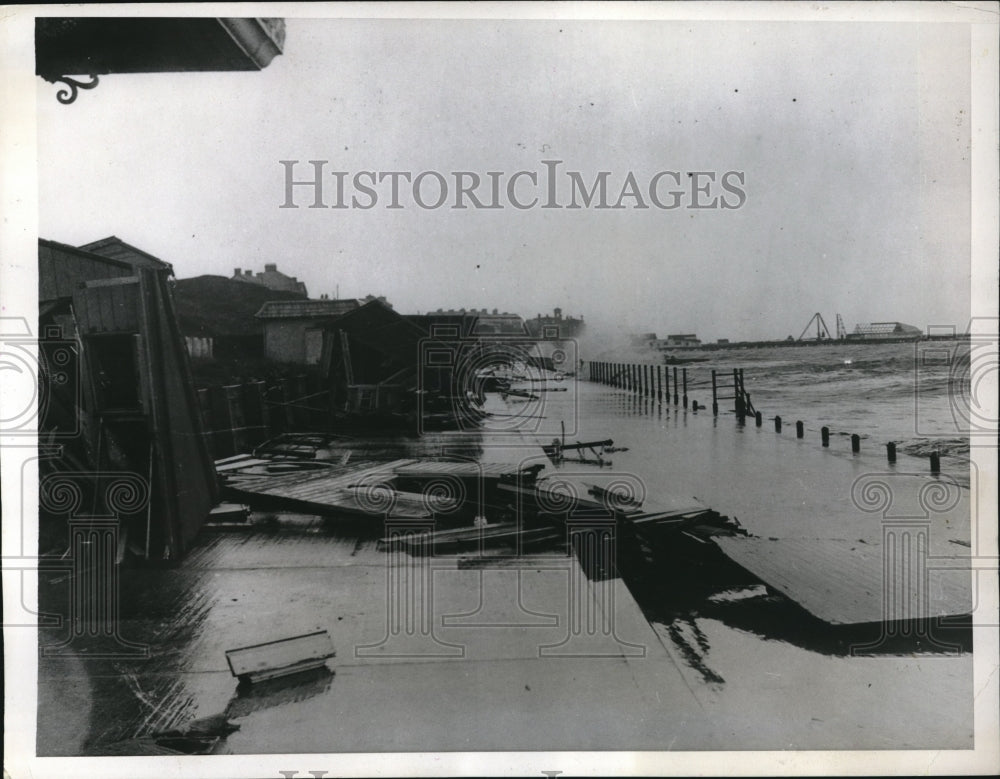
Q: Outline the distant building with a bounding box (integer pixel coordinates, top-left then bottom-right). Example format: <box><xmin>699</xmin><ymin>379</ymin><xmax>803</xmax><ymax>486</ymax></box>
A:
<box><xmin>525</xmin><ymin>307</ymin><xmax>585</xmax><ymax>339</ymax></box>
<box><xmin>172</xmin><ymin>275</ymin><xmax>307</xmax><ymax>363</ymax></box>
<box><xmin>412</xmin><ymin>308</ymin><xmax>527</xmax><ymax>337</ymax></box>
<box><xmin>660</xmin><ymin>334</ymin><xmax>702</xmax><ymax>348</ymax></box>
<box><xmin>233</xmin><ymin>263</ymin><xmax>308</xmax><ymax>296</ymax></box>
<box><xmin>256</xmin><ymin>298</ymin><xmax>362</xmax><ymax>364</ymax></box>
<box><xmin>848</xmin><ymin>322</ymin><xmax>923</xmax><ymax>341</ymax></box>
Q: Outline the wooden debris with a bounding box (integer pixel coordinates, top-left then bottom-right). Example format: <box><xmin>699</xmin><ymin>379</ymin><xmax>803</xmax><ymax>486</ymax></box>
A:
<box><xmin>712</xmin><ymin>536</ymin><xmax>972</xmax><ymax>625</ymax></box>
<box><xmin>207</xmin><ymin>503</ymin><xmax>250</xmax><ymax>523</ymax></box>
<box><xmin>379</xmin><ymin>522</ymin><xmax>563</xmax><ymax>554</ymax></box>
<box><xmin>226</xmin><ymin>629</ymin><xmax>335</xmax><ymax>684</ymax></box>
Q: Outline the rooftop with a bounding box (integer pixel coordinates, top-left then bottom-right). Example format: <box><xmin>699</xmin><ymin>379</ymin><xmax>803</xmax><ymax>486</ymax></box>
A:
<box><xmin>255</xmin><ymin>299</ymin><xmax>360</xmax><ymax>320</ymax></box>
<box><xmin>78</xmin><ymin>235</ymin><xmax>174</xmax><ymax>272</ymax></box>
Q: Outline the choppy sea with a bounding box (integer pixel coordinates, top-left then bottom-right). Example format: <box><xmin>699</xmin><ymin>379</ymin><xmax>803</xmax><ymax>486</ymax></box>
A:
<box><xmin>623</xmin><ymin>340</ymin><xmax>981</xmax><ymax>469</ymax></box>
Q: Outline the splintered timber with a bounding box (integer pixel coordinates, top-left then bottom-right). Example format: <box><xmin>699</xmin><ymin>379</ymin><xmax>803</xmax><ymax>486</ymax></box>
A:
<box><xmin>279</xmin><ymin>159</ymin><xmax>747</xmax><ymax>210</ymax></box>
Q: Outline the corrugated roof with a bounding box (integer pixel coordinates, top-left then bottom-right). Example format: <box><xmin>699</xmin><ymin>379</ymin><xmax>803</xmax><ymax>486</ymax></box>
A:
<box><xmin>255</xmin><ymin>299</ymin><xmax>360</xmax><ymax>320</ymax></box>
<box><xmin>713</xmin><ymin>536</ymin><xmax>972</xmax><ymax>625</ymax></box>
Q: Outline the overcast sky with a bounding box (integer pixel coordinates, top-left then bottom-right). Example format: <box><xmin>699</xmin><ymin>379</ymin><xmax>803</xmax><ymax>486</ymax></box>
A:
<box><xmin>37</xmin><ymin>16</ymin><xmax>972</xmax><ymax>343</ymax></box>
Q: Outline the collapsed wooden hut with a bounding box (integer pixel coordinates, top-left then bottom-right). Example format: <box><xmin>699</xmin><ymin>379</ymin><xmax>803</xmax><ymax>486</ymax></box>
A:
<box><xmin>38</xmin><ymin>238</ymin><xmax>218</xmax><ymax>562</ymax></box>
<box><xmin>318</xmin><ymin>299</ymin><xmax>456</xmax><ymax>419</ymax></box>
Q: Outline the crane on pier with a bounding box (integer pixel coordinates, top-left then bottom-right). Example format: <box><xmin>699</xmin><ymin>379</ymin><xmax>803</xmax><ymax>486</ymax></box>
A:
<box><xmin>798</xmin><ymin>312</ymin><xmax>833</xmax><ymax>341</ymax></box>
<box><xmin>836</xmin><ymin>314</ymin><xmax>848</xmax><ymax>340</ymax></box>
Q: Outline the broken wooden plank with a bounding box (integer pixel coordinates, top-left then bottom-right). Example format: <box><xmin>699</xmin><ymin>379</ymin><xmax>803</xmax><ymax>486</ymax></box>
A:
<box><xmin>380</xmin><ymin>523</ymin><xmax>562</xmax><ymax>554</ymax></box>
<box><xmin>215</xmin><ymin>458</ymin><xmax>272</xmax><ymax>473</ymax></box>
<box><xmin>496</xmin><ymin>480</ymin><xmax>609</xmax><ymax>513</ymax></box>
<box><xmin>207</xmin><ymin>503</ymin><xmax>250</xmax><ymax>523</ymax></box>
<box><xmin>225</xmin><ymin>630</ymin><xmax>335</xmax><ymax>684</ymax></box>
<box><xmin>392</xmin><ymin>461</ymin><xmax>540</xmax><ymax>479</ymax></box>
<box><xmin>222</xmin><ymin>460</ymin><xmax>430</xmax><ymax>518</ymax></box>
<box><xmin>713</xmin><ymin>536</ymin><xmax>973</xmax><ymax>625</ymax></box>
<box><xmin>341</xmin><ymin>485</ymin><xmax>459</xmax><ymax>514</ymax></box>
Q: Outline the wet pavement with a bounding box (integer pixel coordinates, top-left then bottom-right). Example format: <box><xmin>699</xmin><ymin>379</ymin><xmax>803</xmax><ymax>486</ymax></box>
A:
<box><xmin>37</xmin><ymin>375</ymin><xmax>974</xmax><ymax>754</ymax></box>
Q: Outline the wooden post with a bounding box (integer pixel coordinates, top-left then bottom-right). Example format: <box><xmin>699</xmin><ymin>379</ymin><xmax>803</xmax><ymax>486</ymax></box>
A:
<box><xmin>755</xmin><ymin>410</ymin><xmax>762</xmax><ymax>427</ymax></box>
<box><xmin>656</xmin><ymin>365</ymin><xmax>662</xmax><ymax>402</ymax></box>
<box><xmin>673</xmin><ymin>367</ymin><xmax>679</xmax><ymax>405</ymax></box>
<box><xmin>887</xmin><ymin>442</ymin><xmax>896</xmax><ymax>463</ymax></box>
<box><xmin>774</xmin><ymin>415</ymin><xmax>782</xmax><ymax>432</ymax></box>
<box><xmin>711</xmin><ymin>370</ymin><xmax>718</xmax><ymax>415</ymax></box>
<box><xmin>682</xmin><ymin>368</ymin><xmax>688</xmax><ymax>409</ymax></box>
<box><xmin>930</xmin><ymin>451</ymin><xmax>940</xmax><ymax>473</ymax></box>
<box><xmin>821</xmin><ymin>426</ymin><xmax>830</xmax><ymax>447</ymax></box>
<box><xmin>796</xmin><ymin>420</ymin><xmax>804</xmax><ymax>438</ymax></box>
<box><xmin>664</xmin><ymin>364</ymin><xmax>670</xmax><ymax>402</ymax></box>
<box><xmin>733</xmin><ymin>368</ymin><xmax>742</xmax><ymax>416</ymax></box>
<box><xmin>851</xmin><ymin>434</ymin><xmax>861</xmax><ymax>454</ymax></box>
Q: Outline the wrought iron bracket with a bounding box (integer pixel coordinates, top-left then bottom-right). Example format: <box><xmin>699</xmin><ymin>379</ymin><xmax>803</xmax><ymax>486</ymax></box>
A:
<box><xmin>43</xmin><ymin>74</ymin><xmax>100</xmax><ymax>105</ymax></box>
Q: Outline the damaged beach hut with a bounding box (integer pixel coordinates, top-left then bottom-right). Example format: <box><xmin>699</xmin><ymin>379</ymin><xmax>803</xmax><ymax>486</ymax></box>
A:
<box><xmin>38</xmin><ymin>238</ymin><xmax>218</xmax><ymax>562</ymax></box>
<box><xmin>318</xmin><ymin>298</ymin><xmax>456</xmax><ymax>421</ymax></box>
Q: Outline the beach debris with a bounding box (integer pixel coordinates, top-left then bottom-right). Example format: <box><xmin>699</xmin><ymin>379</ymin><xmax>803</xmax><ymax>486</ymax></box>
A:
<box><xmin>89</xmin><ymin>713</ymin><xmax>240</xmax><ymax>756</ymax></box>
<box><xmin>542</xmin><ymin>437</ymin><xmax>617</xmax><ymax>465</ymax></box>
<box><xmin>226</xmin><ymin>629</ymin><xmax>335</xmax><ymax>685</ymax></box>
<box><xmin>218</xmin><ymin>456</ymin><xmax>547</xmax><ymax>521</ymax></box>
<box><xmin>712</xmin><ymin>536</ymin><xmax>972</xmax><ymax>625</ymax></box>
<box><xmin>378</xmin><ymin>521</ymin><xmax>563</xmax><ymax>555</ymax></box>
<box><xmin>206</xmin><ymin>503</ymin><xmax>251</xmax><ymax>524</ymax></box>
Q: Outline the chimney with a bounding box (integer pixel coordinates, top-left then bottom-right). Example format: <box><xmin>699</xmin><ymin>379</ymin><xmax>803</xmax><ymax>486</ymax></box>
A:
<box><xmin>264</xmin><ymin>263</ymin><xmax>277</xmax><ymax>272</ymax></box>
<box><xmin>245</xmin><ymin>270</ymin><xmax>253</xmax><ymax>277</ymax></box>
<box><xmin>492</xmin><ymin>308</ymin><xmax>498</xmax><ymax>315</ymax></box>
<box><xmin>234</xmin><ymin>267</ymin><xmax>241</xmax><ymax>276</ymax></box>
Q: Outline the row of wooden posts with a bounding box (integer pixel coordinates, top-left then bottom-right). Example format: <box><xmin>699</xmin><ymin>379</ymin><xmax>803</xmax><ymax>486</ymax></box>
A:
<box><xmin>587</xmin><ymin>360</ymin><xmax>942</xmax><ymax>473</ymax></box>
<box><xmin>587</xmin><ymin>361</ymin><xmax>755</xmax><ymax>418</ymax></box>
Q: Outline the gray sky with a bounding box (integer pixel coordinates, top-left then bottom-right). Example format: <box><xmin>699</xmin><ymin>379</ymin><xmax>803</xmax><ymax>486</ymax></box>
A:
<box><xmin>37</xmin><ymin>17</ymin><xmax>971</xmax><ymax>343</ymax></box>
